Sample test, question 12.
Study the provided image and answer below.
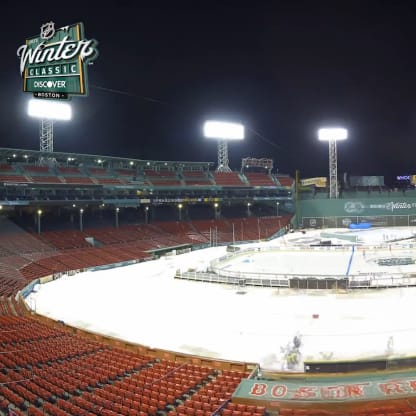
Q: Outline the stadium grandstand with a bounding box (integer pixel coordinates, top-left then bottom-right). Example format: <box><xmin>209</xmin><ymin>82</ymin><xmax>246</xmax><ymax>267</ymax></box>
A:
<box><xmin>3</xmin><ymin>146</ymin><xmax>416</xmax><ymax>416</ymax></box>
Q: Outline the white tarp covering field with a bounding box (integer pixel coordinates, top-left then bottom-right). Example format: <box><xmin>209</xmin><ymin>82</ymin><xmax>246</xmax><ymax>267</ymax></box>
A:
<box><xmin>26</xmin><ymin>227</ymin><xmax>416</xmax><ymax>371</ymax></box>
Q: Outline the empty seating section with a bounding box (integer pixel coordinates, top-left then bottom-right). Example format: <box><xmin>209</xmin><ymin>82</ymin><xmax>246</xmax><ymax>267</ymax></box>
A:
<box><xmin>0</xmin><ymin>313</ymin><xmax>258</xmax><ymax>416</ymax></box>
<box><xmin>30</xmin><ymin>176</ymin><xmax>63</xmax><ymax>183</ymax></box>
<box><xmin>275</xmin><ymin>175</ymin><xmax>294</xmax><ymax>187</ymax></box>
<box><xmin>152</xmin><ymin>221</ymin><xmax>209</xmax><ymax>245</ymax></box>
<box><xmin>0</xmin><ymin>174</ymin><xmax>30</xmax><ymax>183</ymax></box>
<box><xmin>37</xmin><ymin>231</ymin><xmax>90</xmax><ymax>250</ymax></box>
<box><xmin>27</xmin><ymin>217</ymin><xmax>289</xmax><ymax>278</ymax></box>
<box><xmin>0</xmin><ymin>162</ymin><xmax>287</xmax><ymax>190</ymax></box>
<box><xmin>57</xmin><ymin>166</ymin><xmax>81</xmax><ymax>175</ymax></box>
<box><xmin>145</xmin><ymin>169</ymin><xmax>182</xmax><ymax>186</ymax></box>
<box><xmin>0</xmin><ymin>163</ymin><xmax>31</xmax><ymax>183</ymax></box>
<box><xmin>56</xmin><ymin>166</ymin><xmax>94</xmax><ymax>183</ymax></box>
<box><xmin>22</xmin><ymin>165</ymin><xmax>50</xmax><ymax>174</ymax></box>
<box><xmin>0</xmin><ymin>164</ymin><xmax>14</xmax><ymax>172</ymax></box>
<box><xmin>0</xmin><ymin>233</ymin><xmax>50</xmax><ymax>256</ymax></box>
<box><xmin>245</xmin><ymin>172</ymin><xmax>275</xmax><ymax>186</ymax></box>
<box><xmin>115</xmin><ymin>168</ymin><xmax>136</xmax><ymax>176</ymax></box>
<box><xmin>88</xmin><ymin>167</ymin><xmax>110</xmax><ymax>176</ymax></box>
<box><xmin>0</xmin><ymin>274</ymin><xmax>27</xmax><ymax>297</ymax></box>
<box><xmin>61</xmin><ymin>176</ymin><xmax>95</xmax><ymax>184</ymax></box>
<box><xmin>0</xmin><ymin>216</ymin><xmax>290</xmax><ymax>294</ymax></box>
<box><xmin>21</xmin><ymin>165</ymin><xmax>65</xmax><ymax>184</ymax></box>
<box><xmin>182</xmin><ymin>170</ymin><xmax>212</xmax><ymax>186</ymax></box>
<box><xmin>83</xmin><ymin>167</ymin><xmax>129</xmax><ymax>185</ymax></box>
<box><xmin>213</xmin><ymin>172</ymin><xmax>245</xmax><ymax>186</ymax></box>
<box><xmin>95</xmin><ymin>177</ymin><xmax>124</xmax><ymax>185</ymax></box>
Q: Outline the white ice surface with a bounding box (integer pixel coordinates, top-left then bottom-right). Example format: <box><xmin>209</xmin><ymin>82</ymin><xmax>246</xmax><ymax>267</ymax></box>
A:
<box><xmin>26</xmin><ymin>227</ymin><xmax>416</xmax><ymax>371</ymax></box>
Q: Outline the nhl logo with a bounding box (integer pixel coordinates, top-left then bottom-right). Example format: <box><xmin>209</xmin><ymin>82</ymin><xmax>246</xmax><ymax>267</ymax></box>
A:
<box><xmin>40</xmin><ymin>21</ymin><xmax>55</xmax><ymax>40</ymax></box>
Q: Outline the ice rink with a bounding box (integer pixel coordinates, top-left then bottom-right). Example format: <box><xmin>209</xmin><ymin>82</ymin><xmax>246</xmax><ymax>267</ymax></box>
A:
<box><xmin>26</xmin><ymin>227</ymin><xmax>416</xmax><ymax>372</ymax></box>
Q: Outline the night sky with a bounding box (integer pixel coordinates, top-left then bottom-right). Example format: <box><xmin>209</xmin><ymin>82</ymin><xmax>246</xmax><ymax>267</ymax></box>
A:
<box><xmin>2</xmin><ymin>1</ymin><xmax>416</xmax><ymax>183</ymax></box>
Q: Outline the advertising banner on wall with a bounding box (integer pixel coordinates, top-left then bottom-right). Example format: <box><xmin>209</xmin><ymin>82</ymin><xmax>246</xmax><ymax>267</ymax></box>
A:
<box><xmin>300</xmin><ymin>177</ymin><xmax>327</xmax><ymax>188</ymax></box>
<box><xmin>350</xmin><ymin>176</ymin><xmax>385</xmax><ymax>187</ymax></box>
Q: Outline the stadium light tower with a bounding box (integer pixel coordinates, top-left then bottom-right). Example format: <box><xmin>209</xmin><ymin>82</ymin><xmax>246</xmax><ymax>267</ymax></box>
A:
<box><xmin>318</xmin><ymin>127</ymin><xmax>348</xmax><ymax>199</ymax></box>
<box><xmin>27</xmin><ymin>99</ymin><xmax>72</xmax><ymax>164</ymax></box>
<box><xmin>203</xmin><ymin>121</ymin><xmax>244</xmax><ymax>172</ymax></box>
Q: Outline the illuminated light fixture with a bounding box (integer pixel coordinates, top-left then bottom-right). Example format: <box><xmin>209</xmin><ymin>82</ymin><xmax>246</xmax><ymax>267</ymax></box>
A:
<box><xmin>203</xmin><ymin>120</ymin><xmax>245</xmax><ymax>172</ymax></box>
<box><xmin>318</xmin><ymin>128</ymin><xmax>348</xmax><ymax>142</ymax></box>
<box><xmin>317</xmin><ymin>127</ymin><xmax>348</xmax><ymax>199</ymax></box>
<box><xmin>27</xmin><ymin>99</ymin><xmax>72</xmax><ymax>121</ymax></box>
<box><xmin>203</xmin><ymin>121</ymin><xmax>244</xmax><ymax>140</ymax></box>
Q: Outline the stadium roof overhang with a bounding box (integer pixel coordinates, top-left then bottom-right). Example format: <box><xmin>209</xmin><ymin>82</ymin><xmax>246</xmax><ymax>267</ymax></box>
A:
<box><xmin>0</xmin><ymin>147</ymin><xmax>214</xmax><ymax>171</ymax></box>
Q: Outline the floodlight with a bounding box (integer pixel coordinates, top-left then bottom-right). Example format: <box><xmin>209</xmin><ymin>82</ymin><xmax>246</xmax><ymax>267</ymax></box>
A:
<box><xmin>318</xmin><ymin>128</ymin><xmax>348</xmax><ymax>141</ymax></box>
<box><xmin>203</xmin><ymin>121</ymin><xmax>244</xmax><ymax>140</ymax></box>
<box><xmin>27</xmin><ymin>99</ymin><xmax>72</xmax><ymax>121</ymax></box>
<box><xmin>203</xmin><ymin>120</ymin><xmax>245</xmax><ymax>172</ymax></box>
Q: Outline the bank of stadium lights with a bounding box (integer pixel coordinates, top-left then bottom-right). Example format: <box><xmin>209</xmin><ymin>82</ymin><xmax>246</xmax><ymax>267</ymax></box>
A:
<box><xmin>203</xmin><ymin>120</ymin><xmax>245</xmax><ymax>172</ymax></box>
<box><xmin>318</xmin><ymin>127</ymin><xmax>348</xmax><ymax>199</ymax></box>
<box><xmin>27</xmin><ymin>99</ymin><xmax>72</xmax><ymax>121</ymax></box>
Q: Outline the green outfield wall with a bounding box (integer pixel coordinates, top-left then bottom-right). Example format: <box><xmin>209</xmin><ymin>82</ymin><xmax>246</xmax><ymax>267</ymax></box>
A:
<box><xmin>298</xmin><ymin>196</ymin><xmax>416</xmax><ymax>228</ymax></box>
